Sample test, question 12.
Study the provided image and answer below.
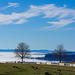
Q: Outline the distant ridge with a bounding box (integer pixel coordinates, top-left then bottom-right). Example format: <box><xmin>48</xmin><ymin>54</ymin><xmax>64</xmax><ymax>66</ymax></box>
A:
<box><xmin>0</xmin><ymin>49</ymin><xmax>75</xmax><ymax>53</ymax></box>
<box><xmin>30</xmin><ymin>50</ymin><xmax>53</xmax><ymax>52</ymax></box>
<box><xmin>0</xmin><ymin>49</ymin><xmax>14</xmax><ymax>52</ymax></box>
<box><xmin>0</xmin><ymin>49</ymin><xmax>53</xmax><ymax>52</ymax></box>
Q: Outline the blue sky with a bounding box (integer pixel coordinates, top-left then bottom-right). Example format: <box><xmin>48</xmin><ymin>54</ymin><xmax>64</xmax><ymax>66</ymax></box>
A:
<box><xmin>0</xmin><ymin>0</ymin><xmax>75</xmax><ymax>51</ymax></box>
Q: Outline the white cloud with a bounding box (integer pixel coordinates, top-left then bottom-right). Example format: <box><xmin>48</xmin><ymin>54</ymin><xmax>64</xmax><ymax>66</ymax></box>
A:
<box><xmin>0</xmin><ymin>5</ymin><xmax>41</xmax><ymax>25</ymax></box>
<box><xmin>1</xmin><ymin>3</ymin><xmax>19</xmax><ymax>10</ymax></box>
<box><xmin>8</xmin><ymin>3</ymin><xmax>19</xmax><ymax>7</ymax></box>
<box><xmin>47</xmin><ymin>19</ymin><xmax>75</xmax><ymax>28</ymax></box>
<box><xmin>64</xmin><ymin>28</ymin><xmax>75</xmax><ymax>31</ymax></box>
<box><xmin>0</xmin><ymin>4</ymin><xmax>75</xmax><ymax>30</ymax></box>
<box><xmin>29</xmin><ymin>4</ymin><xmax>75</xmax><ymax>30</ymax></box>
<box><xmin>14</xmin><ymin>19</ymin><xmax>28</xmax><ymax>24</ymax></box>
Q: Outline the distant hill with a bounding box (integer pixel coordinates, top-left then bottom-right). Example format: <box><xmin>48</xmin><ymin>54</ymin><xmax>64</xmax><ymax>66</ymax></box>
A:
<box><xmin>0</xmin><ymin>49</ymin><xmax>53</xmax><ymax>52</ymax></box>
<box><xmin>44</xmin><ymin>53</ymin><xmax>75</xmax><ymax>62</ymax></box>
<box><xmin>0</xmin><ymin>49</ymin><xmax>14</xmax><ymax>52</ymax></box>
<box><xmin>0</xmin><ymin>49</ymin><xmax>75</xmax><ymax>53</ymax></box>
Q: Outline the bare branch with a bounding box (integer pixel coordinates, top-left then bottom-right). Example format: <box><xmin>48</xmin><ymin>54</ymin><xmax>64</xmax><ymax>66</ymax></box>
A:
<box><xmin>14</xmin><ymin>42</ymin><xmax>30</xmax><ymax>63</ymax></box>
<box><xmin>52</xmin><ymin>44</ymin><xmax>67</xmax><ymax>63</ymax></box>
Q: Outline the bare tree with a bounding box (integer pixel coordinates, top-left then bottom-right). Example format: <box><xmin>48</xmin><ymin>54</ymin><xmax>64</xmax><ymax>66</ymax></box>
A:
<box><xmin>52</xmin><ymin>44</ymin><xmax>67</xmax><ymax>63</ymax></box>
<box><xmin>14</xmin><ymin>42</ymin><xmax>30</xmax><ymax>63</ymax></box>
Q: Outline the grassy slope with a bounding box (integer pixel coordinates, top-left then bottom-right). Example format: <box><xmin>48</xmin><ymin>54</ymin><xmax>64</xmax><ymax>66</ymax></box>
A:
<box><xmin>0</xmin><ymin>63</ymin><xmax>75</xmax><ymax>75</ymax></box>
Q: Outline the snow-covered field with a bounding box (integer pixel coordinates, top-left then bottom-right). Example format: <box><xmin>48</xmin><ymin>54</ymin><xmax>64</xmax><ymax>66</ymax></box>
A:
<box><xmin>0</xmin><ymin>52</ymin><xmax>59</xmax><ymax>63</ymax></box>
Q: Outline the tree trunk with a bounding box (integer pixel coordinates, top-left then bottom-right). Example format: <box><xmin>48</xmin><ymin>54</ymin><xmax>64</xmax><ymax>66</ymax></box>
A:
<box><xmin>59</xmin><ymin>50</ymin><xmax>61</xmax><ymax>63</ymax></box>
<box><xmin>60</xmin><ymin>58</ymin><xmax>61</xmax><ymax>63</ymax></box>
<box><xmin>22</xmin><ymin>49</ymin><xmax>23</xmax><ymax>63</ymax></box>
<box><xmin>22</xmin><ymin>57</ymin><xmax>23</xmax><ymax>63</ymax></box>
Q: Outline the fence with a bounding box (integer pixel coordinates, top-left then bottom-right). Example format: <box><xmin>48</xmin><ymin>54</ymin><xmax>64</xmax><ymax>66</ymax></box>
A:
<box><xmin>0</xmin><ymin>61</ymin><xmax>75</xmax><ymax>67</ymax></box>
<box><xmin>36</xmin><ymin>62</ymin><xmax>75</xmax><ymax>67</ymax></box>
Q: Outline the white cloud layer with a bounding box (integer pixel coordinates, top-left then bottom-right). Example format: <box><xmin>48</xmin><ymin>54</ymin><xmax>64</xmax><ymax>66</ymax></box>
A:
<box><xmin>0</xmin><ymin>4</ymin><xmax>75</xmax><ymax>30</ymax></box>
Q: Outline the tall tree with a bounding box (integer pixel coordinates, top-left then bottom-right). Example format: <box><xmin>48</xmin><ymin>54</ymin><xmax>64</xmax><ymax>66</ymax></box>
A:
<box><xmin>14</xmin><ymin>42</ymin><xmax>30</xmax><ymax>63</ymax></box>
<box><xmin>52</xmin><ymin>44</ymin><xmax>67</xmax><ymax>63</ymax></box>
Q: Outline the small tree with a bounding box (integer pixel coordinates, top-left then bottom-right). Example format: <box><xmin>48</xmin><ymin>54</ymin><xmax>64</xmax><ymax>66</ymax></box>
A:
<box><xmin>14</xmin><ymin>42</ymin><xmax>30</xmax><ymax>63</ymax></box>
<box><xmin>52</xmin><ymin>44</ymin><xmax>67</xmax><ymax>63</ymax></box>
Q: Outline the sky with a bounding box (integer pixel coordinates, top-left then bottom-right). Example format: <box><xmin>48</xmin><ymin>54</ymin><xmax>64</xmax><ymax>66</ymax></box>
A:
<box><xmin>0</xmin><ymin>0</ymin><xmax>75</xmax><ymax>51</ymax></box>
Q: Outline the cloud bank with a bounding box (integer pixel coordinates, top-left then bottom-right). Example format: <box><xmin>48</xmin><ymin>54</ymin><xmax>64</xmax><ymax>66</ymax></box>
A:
<box><xmin>0</xmin><ymin>4</ymin><xmax>75</xmax><ymax>30</ymax></box>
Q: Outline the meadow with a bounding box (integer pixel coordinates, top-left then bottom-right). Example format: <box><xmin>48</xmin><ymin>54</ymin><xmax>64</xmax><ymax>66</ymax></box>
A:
<box><xmin>0</xmin><ymin>63</ymin><xmax>75</xmax><ymax>75</ymax></box>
